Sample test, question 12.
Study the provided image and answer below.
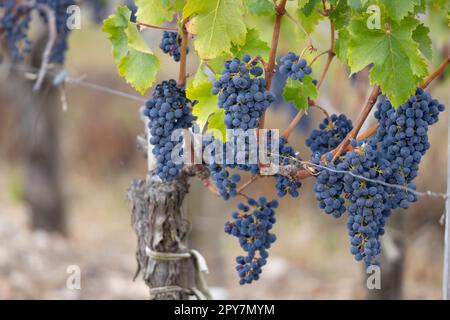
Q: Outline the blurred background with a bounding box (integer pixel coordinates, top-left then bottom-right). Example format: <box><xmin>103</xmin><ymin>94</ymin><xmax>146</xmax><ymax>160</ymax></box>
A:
<box><xmin>0</xmin><ymin>1</ymin><xmax>449</xmax><ymax>299</ymax></box>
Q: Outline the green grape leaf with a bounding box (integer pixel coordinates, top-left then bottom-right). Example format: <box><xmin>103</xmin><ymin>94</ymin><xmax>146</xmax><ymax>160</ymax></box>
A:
<box><xmin>186</xmin><ymin>81</ymin><xmax>219</xmax><ymax>132</ymax></box>
<box><xmin>330</xmin><ymin>0</ymin><xmax>351</xmax><ymax>30</ymax></box>
<box><xmin>103</xmin><ymin>6</ymin><xmax>160</xmax><ymax>94</ymax></box>
<box><xmin>347</xmin><ymin>18</ymin><xmax>428</xmax><ymax>106</ymax></box>
<box><xmin>300</xmin><ymin>0</ymin><xmax>320</xmax><ymax>16</ymax></box>
<box><xmin>412</xmin><ymin>23</ymin><xmax>432</xmax><ymax>60</ymax></box>
<box><xmin>190</xmin><ymin>63</ymin><xmax>210</xmax><ymax>87</ymax></box>
<box><xmin>348</xmin><ymin>0</ymin><xmax>368</xmax><ymax>10</ymax></box>
<box><xmin>183</xmin><ymin>0</ymin><xmax>247</xmax><ymax>60</ymax></box>
<box><xmin>102</xmin><ymin>6</ymin><xmax>130</xmax><ymax>62</ymax></box>
<box><xmin>207</xmin><ymin>109</ymin><xmax>227</xmax><ymax>142</ymax></box>
<box><xmin>135</xmin><ymin>0</ymin><xmax>174</xmax><ymax>25</ymax></box>
<box><xmin>377</xmin><ymin>0</ymin><xmax>421</xmax><ymax>21</ymax></box>
<box><xmin>334</xmin><ymin>28</ymin><xmax>350</xmax><ymax>63</ymax></box>
<box><xmin>231</xmin><ymin>28</ymin><xmax>270</xmax><ymax>61</ymax></box>
<box><xmin>297</xmin><ymin>5</ymin><xmax>323</xmax><ymax>34</ymax></box>
<box><xmin>245</xmin><ymin>0</ymin><xmax>274</xmax><ymax>16</ymax></box>
<box><xmin>282</xmin><ymin>76</ymin><xmax>318</xmax><ymax>111</ymax></box>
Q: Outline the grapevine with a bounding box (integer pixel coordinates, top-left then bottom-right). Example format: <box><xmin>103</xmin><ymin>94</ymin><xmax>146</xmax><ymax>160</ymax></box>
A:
<box><xmin>2</xmin><ymin>0</ymin><xmax>450</xmax><ymax>299</ymax></box>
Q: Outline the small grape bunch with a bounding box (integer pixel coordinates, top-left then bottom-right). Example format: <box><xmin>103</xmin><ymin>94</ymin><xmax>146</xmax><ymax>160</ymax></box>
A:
<box><xmin>209</xmin><ymin>164</ymin><xmax>241</xmax><ymax>200</ymax></box>
<box><xmin>212</xmin><ymin>54</ymin><xmax>274</xmax><ymax>130</ymax></box>
<box><xmin>274</xmin><ymin>138</ymin><xmax>302</xmax><ymax>198</ymax></box>
<box><xmin>224</xmin><ymin>197</ymin><xmax>278</xmax><ymax>285</ymax></box>
<box><xmin>143</xmin><ymin>79</ymin><xmax>196</xmax><ymax>181</ymax></box>
<box><xmin>306</xmin><ymin>114</ymin><xmax>353</xmax><ymax>155</ymax></box>
<box><xmin>278</xmin><ymin>52</ymin><xmax>312</xmax><ymax>81</ymax></box>
<box><xmin>159</xmin><ymin>31</ymin><xmax>189</xmax><ymax>62</ymax></box>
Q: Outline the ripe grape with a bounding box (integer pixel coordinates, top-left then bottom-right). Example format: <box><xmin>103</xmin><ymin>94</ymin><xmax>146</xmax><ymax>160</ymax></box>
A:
<box><xmin>160</xmin><ymin>31</ymin><xmax>189</xmax><ymax>62</ymax></box>
<box><xmin>212</xmin><ymin>56</ymin><xmax>274</xmax><ymax>130</ymax></box>
<box><xmin>224</xmin><ymin>197</ymin><xmax>278</xmax><ymax>285</ymax></box>
<box><xmin>278</xmin><ymin>52</ymin><xmax>312</xmax><ymax>81</ymax></box>
<box><xmin>306</xmin><ymin>114</ymin><xmax>353</xmax><ymax>154</ymax></box>
<box><xmin>143</xmin><ymin>79</ymin><xmax>196</xmax><ymax>181</ymax></box>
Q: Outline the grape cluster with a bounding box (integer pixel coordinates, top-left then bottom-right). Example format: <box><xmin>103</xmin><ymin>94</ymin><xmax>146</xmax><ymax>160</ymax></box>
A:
<box><xmin>0</xmin><ymin>0</ymin><xmax>75</xmax><ymax>63</ymax></box>
<box><xmin>224</xmin><ymin>197</ymin><xmax>278</xmax><ymax>285</ymax></box>
<box><xmin>373</xmin><ymin>88</ymin><xmax>445</xmax><ymax>209</ymax></box>
<box><xmin>312</xmin><ymin>89</ymin><xmax>445</xmax><ymax>266</ymax></box>
<box><xmin>212</xmin><ymin>55</ymin><xmax>274</xmax><ymax>130</ymax></box>
<box><xmin>208</xmin><ymin>160</ymin><xmax>241</xmax><ymax>200</ymax></box>
<box><xmin>159</xmin><ymin>31</ymin><xmax>188</xmax><ymax>62</ymax></box>
<box><xmin>312</xmin><ymin>152</ymin><xmax>346</xmax><ymax>218</ymax></box>
<box><xmin>274</xmin><ymin>138</ymin><xmax>302</xmax><ymax>198</ymax></box>
<box><xmin>143</xmin><ymin>79</ymin><xmax>196</xmax><ymax>181</ymax></box>
<box><xmin>279</xmin><ymin>52</ymin><xmax>312</xmax><ymax>81</ymax></box>
<box><xmin>38</xmin><ymin>0</ymin><xmax>76</xmax><ymax>64</ymax></box>
<box><xmin>306</xmin><ymin>114</ymin><xmax>353</xmax><ymax>154</ymax></box>
<box><xmin>0</xmin><ymin>0</ymin><xmax>32</xmax><ymax>62</ymax></box>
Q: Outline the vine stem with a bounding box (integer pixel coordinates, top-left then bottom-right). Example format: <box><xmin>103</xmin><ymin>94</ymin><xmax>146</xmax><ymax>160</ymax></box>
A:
<box><xmin>178</xmin><ymin>24</ymin><xmax>188</xmax><ymax>87</ymax></box>
<box><xmin>421</xmin><ymin>56</ymin><xmax>450</xmax><ymax>88</ymax></box>
<box><xmin>256</xmin><ymin>0</ymin><xmax>288</xmax><ymax>140</ymax></box>
<box><xmin>282</xmin><ymin>110</ymin><xmax>305</xmax><ymax>140</ymax></box>
<box><xmin>264</xmin><ymin>0</ymin><xmax>288</xmax><ymax>91</ymax></box>
<box><xmin>331</xmin><ymin>85</ymin><xmax>380</xmax><ymax>161</ymax></box>
<box><xmin>136</xmin><ymin>21</ymin><xmax>178</xmax><ymax>31</ymax></box>
<box><xmin>316</xmin><ymin>19</ymin><xmax>335</xmax><ymax>91</ymax></box>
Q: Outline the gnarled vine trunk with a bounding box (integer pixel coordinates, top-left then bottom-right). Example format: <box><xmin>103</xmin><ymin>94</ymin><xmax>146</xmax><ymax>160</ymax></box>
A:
<box><xmin>128</xmin><ymin>173</ymin><xmax>194</xmax><ymax>300</ymax></box>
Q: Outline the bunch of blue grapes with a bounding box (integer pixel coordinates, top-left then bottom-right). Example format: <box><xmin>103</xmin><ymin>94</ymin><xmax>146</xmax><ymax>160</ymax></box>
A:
<box><xmin>311</xmin><ymin>89</ymin><xmax>445</xmax><ymax>266</ymax></box>
<box><xmin>212</xmin><ymin>55</ymin><xmax>274</xmax><ymax>130</ymax></box>
<box><xmin>278</xmin><ymin>52</ymin><xmax>312</xmax><ymax>81</ymax></box>
<box><xmin>312</xmin><ymin>152</ymin><xmax>346</xmax><ymax>218</ymax></box>
<box><xmin>373</xmin><ymin>88</ymin><xmax>445</xmax><ymax>209</ymax></box>
<box><xmin>0</xmin><ymin>0</ymin><xmax>75</xmax><ymax>63</ymax></box>
<box><xmin>340</xmin><ymin>141</ymin><xmax>391</xmax><ymax>266</ymax></box>
<box><xmin>0</xmin><ymin>0</ymin><xmax>33</xmax><ymax>62</ymax></box>
<box><xmin>159</xmin><ymin>31</ymin><xmax>189</xmax><ymax>62</ymax></box>
<box><xmin>143</xmin><ymin>79</ymin><xmax>196</xmax><ymax>180</ymax></box>
<box><xmin>209</xmin><ymin>164</ymin><xmax>241</xmax><ymax>200</ymax></box>
<box><xmin>224</xmin><ymin>197</ymin><xmax>278</xmax><ymax>285</ymax></box>
<box><xmin>306</xmin><ymin>114</ymin><xmax>353</xmax><ymax>154</ymax></box>
<box><xmin>37</xmin><ymin>0</ymin><xmax>76</xmax><ymax>64</ymax></box>
<box><xmin>274</xmin><ymin>138</ymin><xmax>302</xmax><ymax>198</ymax></box>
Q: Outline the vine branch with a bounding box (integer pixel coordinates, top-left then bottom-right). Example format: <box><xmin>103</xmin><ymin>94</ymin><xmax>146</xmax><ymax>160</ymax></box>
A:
<box><xmin>136</xmin><ymin>21</ymin><xmax>178</xmax><ymax>31</ymax></box>
<box><xmin>316</xmin><ymin>18</ymin><xmax>335</xmax><ymax>91</ymax></box>
<box><xmin>178</xmin><ymin>23</ymin><xmax>188</xmax><ymax>87</ymax></box>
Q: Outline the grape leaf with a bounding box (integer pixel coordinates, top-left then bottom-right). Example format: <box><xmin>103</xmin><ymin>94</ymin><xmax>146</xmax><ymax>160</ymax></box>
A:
<box><xmin>347</xmin><ymin>18</ymin><xmax>428</xmax><ymax>106</ymax></box>
<box><xmin>135</xmin><ymin>0</ymin><xmax>174</xmax><ymax>25</ymax></box>
<box><xmin>412</xmin><ymin>23</ymin><xmax>432</xmax><ymax>60</ymax></box>
<box><xmin>186</xmin><ymin>81</ymin><xmax>219</xmax><ymax>132</ymax></box>
<box><xmin>231</xmin><ymin>28</ymin><xmax>270</xmax><ymax>61</ymax></box>
<box><xmin>348</xmin><ymin>0</ymin><xmax>368</xmax><ymax>10</ymax></box>
<box><xmin>296</xmin><ymin>5</ymin><xmax>322</xmax><ymax>34</ymax></box>
<box><xmin>245</xmin><ymin>0</ymin><xmax>274</xmax><ymax>16</ymax></box>
<box><xmin>330</xmin><ymin>0</ymin><xmax>351</xmax><ymax>30</ymax></box>
<box><xmin>377</xmin><ymin>0</ymin><xmax>421</xmax><ymax>21</ymax></box>
<box><xmin>282</xmin><ymin>76</ymin><xmax>318</xmax><ymax>111</ymax></box>
<box><xmin>207</xmin><ymin>109</ymin><xmax>227</xmax><ymax>142</ymax></box>
<box><xmin>102</xmin><ymin>6</ymin><xmax>130</xmax><ymax>62</ymax></box>
<box><xmin>103</xmin><ymin>6</ymin><xmax>160</xmax><ymax>94</ymax></box>
<box><xmin>334</xmin><ymin>28</ymin><xmax>350</xmax><ymax>63</ymax></box>
<box><xmin>183</xmin><ymin>0</ymin><xmax>247</xmax><ymax>60</ymax></box>
<box><xmin>300</xmin><ymin>0</ymin><xmax>320</xmax><ymax>16</ymax></box>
